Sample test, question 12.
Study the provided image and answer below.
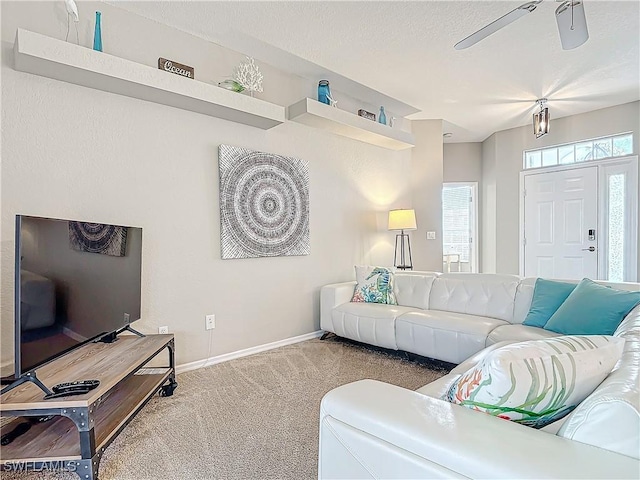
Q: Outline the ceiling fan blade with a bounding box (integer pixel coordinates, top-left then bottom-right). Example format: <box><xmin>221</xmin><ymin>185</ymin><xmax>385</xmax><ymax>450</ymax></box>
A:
<box><xmin>555</xmin><ymin>1</ymin><xmax>589</xmax><ymax>50</ymax></box>
<box><xmin>454</xmin><ymin>1</ymin><xmax>542</xmax><ymax>50</ymax></box>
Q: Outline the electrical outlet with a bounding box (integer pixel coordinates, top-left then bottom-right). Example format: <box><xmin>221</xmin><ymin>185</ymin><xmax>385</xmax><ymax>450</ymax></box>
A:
<box><xmin>158</xmin><ymin>326</ymin><xmax>169</xmax><ymax>334</ymax></box>
<box><xmin>206</xmin><ymin>314</ymin><xmax>215</xmax><ymax>330</ymax></box>
<box><xmin>123</xmin><ymin>313</ymin><xmax>130</xmax><ymax>324</ymax></box>
<box><xmin>426</xmin><ymin>231</ymin><xmax>436</xmax><ymax>240</ymax></box>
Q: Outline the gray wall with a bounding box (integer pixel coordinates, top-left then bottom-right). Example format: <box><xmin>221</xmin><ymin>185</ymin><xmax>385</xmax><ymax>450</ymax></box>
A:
<box><xmin>482</xmin><ymin>101</ymin><xmax>640</xmax><ymax>276</ymax></box>
<box><xmin>481</xmin><ymin>136</ymin><xmax>497</xmax><ymax>273</ymax></box>
<box><xmin>411</xmin><ymin>120</ymin><xmax>444</xmax><ymax>271</ymax></box>
<box><xmin>0</xmin><ymin>2</ymin><xmax>425</xmax><ymax>367</ymax></box>
<box><xmin>443</xmin><ymin>143</ymin><xmax>482</xmax><ymax>183</ymax></box>
<box><xmin>444</xmin><ymin>142</ymin><xmax>482</xmax><ymax>271</ymax></box>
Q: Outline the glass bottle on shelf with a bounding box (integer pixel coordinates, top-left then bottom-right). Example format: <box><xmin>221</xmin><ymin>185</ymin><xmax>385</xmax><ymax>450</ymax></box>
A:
<box><xmin>318</xmin><ymin>80</ymin><xmax>331</xmax><ymax>105</ymax></box>
<box><xmin>93</xmin><ymin>11</ymin><xmax>102</xmax><ymax>52</ymax></box>
<box><xmin>378</xmin><ymin>106</ymin><xmax>387</xmax><ymax>125</ymax></box>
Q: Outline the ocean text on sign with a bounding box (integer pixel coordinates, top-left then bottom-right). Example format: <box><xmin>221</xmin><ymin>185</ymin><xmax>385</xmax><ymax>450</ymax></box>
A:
<box><xmin>158</xmin><ymin>58</ymin><xmax>194</xmax><ymax>79</ymax></box>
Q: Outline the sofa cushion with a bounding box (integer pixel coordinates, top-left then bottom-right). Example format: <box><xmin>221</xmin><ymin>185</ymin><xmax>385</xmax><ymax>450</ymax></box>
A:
<box><xmin>558</xmin><ymin>304</ymin><xmax>640</xmax><ymax>459</ymax></box>
<box><xmin>522</xmin><ymin>278</ymin><xmax>576</xmax><ymax>328</ymax></box>
<box><xmin>444</xmin><ymin>335</ymin><xmax>625</xmax><ymax>429</ymax></box>
<box><xmin>429</xmin><ymin>273</ymin><xmax>520</xmax><ymax>322</ymax></box>
<box><xmin>544</xmin><ymin>278</ymin><xmax>640</xmax><ymax>335</ymax></box>
<box><xmin>396</xmin><ymin>310</ymin><xmax>509</xmax><ymax>364</ymax></box>
<box><xmin>486</xmin><ymin>324</ymin><xmax>561</xmax><ymax>346</ymax></box>
<box><xmin>332</xmin><ymin>302</ymin><xmax>415</xmax><ymax>350</ymax></box>
<box><xmin>393</xmin><ymin>273</ymin><xmax>437</xmax><ymax>310</ymax></box>
<box><xmin>351</xmin><ymin>266</ymin><xmax>397</xmax><ymax>305</ymax></box>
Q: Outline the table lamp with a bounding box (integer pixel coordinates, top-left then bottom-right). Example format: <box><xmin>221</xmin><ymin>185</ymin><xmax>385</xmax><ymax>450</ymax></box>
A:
<box><xmin>388</xmin><ymin>209</ymin><xmax>417</xmax><ymax>270</ymax></box>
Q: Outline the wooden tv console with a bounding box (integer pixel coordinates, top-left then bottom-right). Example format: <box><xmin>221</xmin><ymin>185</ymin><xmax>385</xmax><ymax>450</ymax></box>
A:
<box><xmin>0</xmin><ymin>333</ymin><xmax>176</xmax><ymax>479</ymax></box>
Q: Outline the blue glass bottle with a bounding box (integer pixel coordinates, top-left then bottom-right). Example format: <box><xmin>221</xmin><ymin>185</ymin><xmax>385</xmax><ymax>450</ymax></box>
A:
<box><xmin>93</xmin><ymin>11</ymin><xmax>102</xmax><ymax>52</ymax></box>
<box><xmin>318</xmin><ymin>80</ymin><xmax>331</xmax><ymax>105</ymax></box>
<box><xmin>378</xmin><ymin>106</ymin><xmax>387</xmax><ymax>125</ymax></box>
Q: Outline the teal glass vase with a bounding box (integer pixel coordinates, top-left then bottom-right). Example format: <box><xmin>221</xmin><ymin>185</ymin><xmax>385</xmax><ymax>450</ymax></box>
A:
<box><xmin>93</xmin><ymin>11</ymin><xmax>102</xmax><ymax>52</ymax></box>
<box><xmin>378</xmin><ymin>106</ymin><xmax>387</xmax><ymax>125</ymax></box>
<box><xmin>318</xmin><ymin>80</ymin><xmax>331</xmax><ymax>105</ymax></box>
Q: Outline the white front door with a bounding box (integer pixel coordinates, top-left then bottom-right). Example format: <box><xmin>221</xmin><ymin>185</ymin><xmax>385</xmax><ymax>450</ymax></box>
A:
<box><xmin>523</xmin><ymin>166</ymin><xmax>598</xmax><ymax>279</ymax></box>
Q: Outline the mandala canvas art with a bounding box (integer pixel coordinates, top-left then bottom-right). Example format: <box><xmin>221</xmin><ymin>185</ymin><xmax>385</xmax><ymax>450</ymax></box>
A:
<box><xmin>69</xmin><ymin>222</ymin><xmax>128</xmax><ymax>256</ymax></box>
<box><xmin>218</xmin><ymin>145</ymin><xmax>310</xmax><ymax>259</ymax></box>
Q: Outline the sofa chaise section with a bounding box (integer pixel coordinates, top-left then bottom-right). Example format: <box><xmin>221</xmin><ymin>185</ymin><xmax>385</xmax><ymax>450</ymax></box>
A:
<box><xmin>319</xmin><ymin>304</ymin><xmax>640</xmax><ymax>479</ymax></box>
<box><xmin>319</xmin><ymin>378</ymin><xmax>639</xmax><ymax>480</ymax></box>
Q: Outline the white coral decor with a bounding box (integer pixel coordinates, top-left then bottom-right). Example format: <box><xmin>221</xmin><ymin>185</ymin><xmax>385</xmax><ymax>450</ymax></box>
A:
<box><xmin>234</xmin><ymin>56</ymin><xmax>264</xmax><ymax>96</ymax></box>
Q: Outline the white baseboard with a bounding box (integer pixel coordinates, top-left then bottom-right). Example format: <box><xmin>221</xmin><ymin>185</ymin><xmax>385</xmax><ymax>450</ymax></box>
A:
<box><xmin>176</xmin><ymin>330</ymin><xmax>323</xmax><ymax>374</ymax></box>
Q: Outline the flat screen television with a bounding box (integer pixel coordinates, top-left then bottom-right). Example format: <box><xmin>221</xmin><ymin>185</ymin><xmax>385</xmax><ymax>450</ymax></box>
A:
<box><xmin>13</xmin><ymin>215</ymin><xmax>142</xmax><ymax>379</ymax></box>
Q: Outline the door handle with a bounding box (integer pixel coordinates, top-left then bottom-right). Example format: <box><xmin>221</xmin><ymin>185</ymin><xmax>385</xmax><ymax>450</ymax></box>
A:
<box><xmin>582</xmin><ymin>246</ymin><xmax>596</xmax><ymax>252</ymax></box>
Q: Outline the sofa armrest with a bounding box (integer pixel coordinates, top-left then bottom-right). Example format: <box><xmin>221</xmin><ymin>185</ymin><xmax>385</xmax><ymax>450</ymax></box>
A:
<box><xmin>319</xmin><ymin>380</ymin><xmax>639</xmax><ymax>479</ymax></box>
<box><xmin>320</xmin><ymin>281</ymin><xmax>356</xmax><ymax>332</ymax></box>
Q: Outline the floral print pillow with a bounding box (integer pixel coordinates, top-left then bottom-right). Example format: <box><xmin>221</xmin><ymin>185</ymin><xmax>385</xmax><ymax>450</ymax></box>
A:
<box><xmin>351</xmin><ymin>267</ymin><xmax>397</xmax><ymax>305</ymax></box>
<box><xmin>443</xmin><ymin>335</ymin><xmax>624</xmax><ymax>428</ymax></box>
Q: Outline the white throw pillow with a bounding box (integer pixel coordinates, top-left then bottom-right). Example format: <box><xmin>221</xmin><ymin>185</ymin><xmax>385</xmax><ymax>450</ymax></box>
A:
<box><xmin>351</xmin><ymin>265</ymin><xmax>397</xmax><ymax>305</ymax></box>
<box><xmin>443</xmin><ymin>335</ymin><xmax>625</xmax><ymax>428</ymax></box>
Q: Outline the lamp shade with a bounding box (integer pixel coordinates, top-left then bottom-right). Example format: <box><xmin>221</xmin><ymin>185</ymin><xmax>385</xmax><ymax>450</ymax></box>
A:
<box><xmin>388</xmin><ymin>209</ymin><xmax>417</xmax><ymax>231</ymax></box>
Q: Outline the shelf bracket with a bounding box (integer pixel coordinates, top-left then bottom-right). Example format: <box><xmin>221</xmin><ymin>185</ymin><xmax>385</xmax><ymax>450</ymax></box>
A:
<box><xmin>68</xmin><ymin>458</ymin><xmax>100</xmax><ymax>480</ymax></box>
<box><xmin>60</xmin><ymin>406</ymin><xmax>94</xmax><ymax>432</ymax></box>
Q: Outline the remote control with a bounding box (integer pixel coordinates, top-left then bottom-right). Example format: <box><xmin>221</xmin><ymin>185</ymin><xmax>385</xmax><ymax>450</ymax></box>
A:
<box><xmin>44</xmin><ymin>388</ymin><xmax>92</xmax><ymax>400</ymax></box>
<box><xmin>52</xmin><ymin>380</ymin><xmax>100</xmax><ymax>393</ymax></box>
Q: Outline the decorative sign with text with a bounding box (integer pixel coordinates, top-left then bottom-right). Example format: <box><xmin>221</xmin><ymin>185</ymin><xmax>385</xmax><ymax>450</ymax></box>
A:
<box><xmin>357</xmin><ymin>109</ymin><xmax>376</xmax><ymax>122</ymax></box>
<box><xmin>158</xmin><ymin>58</ymin><xmax>194</xmax><ymax>79</ymax></box>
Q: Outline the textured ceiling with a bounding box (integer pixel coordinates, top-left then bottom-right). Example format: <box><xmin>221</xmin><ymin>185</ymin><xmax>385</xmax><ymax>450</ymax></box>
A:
<box><xmin>114</xmin><ymin>1</ymin><xmax>640</xmax><ymax>142</ymax></box>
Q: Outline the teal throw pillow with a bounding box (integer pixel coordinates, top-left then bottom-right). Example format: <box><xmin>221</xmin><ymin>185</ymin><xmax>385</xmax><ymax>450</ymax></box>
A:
<box><xmin>544</xmin><ymin>278</ymin><xmax>640</xmax><ymax>335</ymax></box>
<box><xmin>522</xmin><ymin>279</ymin><xmax>576</xmax><ymax>328</ymax></box>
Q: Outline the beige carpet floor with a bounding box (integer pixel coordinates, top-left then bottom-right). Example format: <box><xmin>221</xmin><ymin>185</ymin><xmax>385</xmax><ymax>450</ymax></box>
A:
<box><xmin>1</xmin><ymin>337</ymin><xmax>450</xmax><ymax>480</ymax></box>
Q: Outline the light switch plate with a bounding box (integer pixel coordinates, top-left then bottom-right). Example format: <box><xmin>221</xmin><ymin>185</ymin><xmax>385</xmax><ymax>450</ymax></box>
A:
<box><xmin>426</xmin><ymin>231</ymin><xmax>436</xmax><ymax>240</ymax></box>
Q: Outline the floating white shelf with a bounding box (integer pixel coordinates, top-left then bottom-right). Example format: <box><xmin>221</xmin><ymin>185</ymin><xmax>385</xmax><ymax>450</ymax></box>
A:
<box><xmin>287</xmin><ymin>98</ymin><xmax>415</xmax><ymax>151</ymax></box>
<box><xmin>13</xmin><ymin>29</ymin><xmax>285</xmax><ymax>130</ymax></box>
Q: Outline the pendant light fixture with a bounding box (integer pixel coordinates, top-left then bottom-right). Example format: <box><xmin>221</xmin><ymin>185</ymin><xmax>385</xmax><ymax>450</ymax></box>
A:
<box><xmin>533</xmin><ymin>98</ymin><xmax>549</xmax><ymax>138</ymax></box>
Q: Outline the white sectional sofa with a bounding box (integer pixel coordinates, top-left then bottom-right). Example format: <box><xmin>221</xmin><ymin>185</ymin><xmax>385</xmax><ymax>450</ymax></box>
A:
<box><xmin>318</xmin><ymin>272</ymin><xmax>640</xmax><ymax>478</ymax></box>
<box><xmin>322</xmin><ymin>272</ymin><xmax>572</xmax><ymax>363</ymax></box>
